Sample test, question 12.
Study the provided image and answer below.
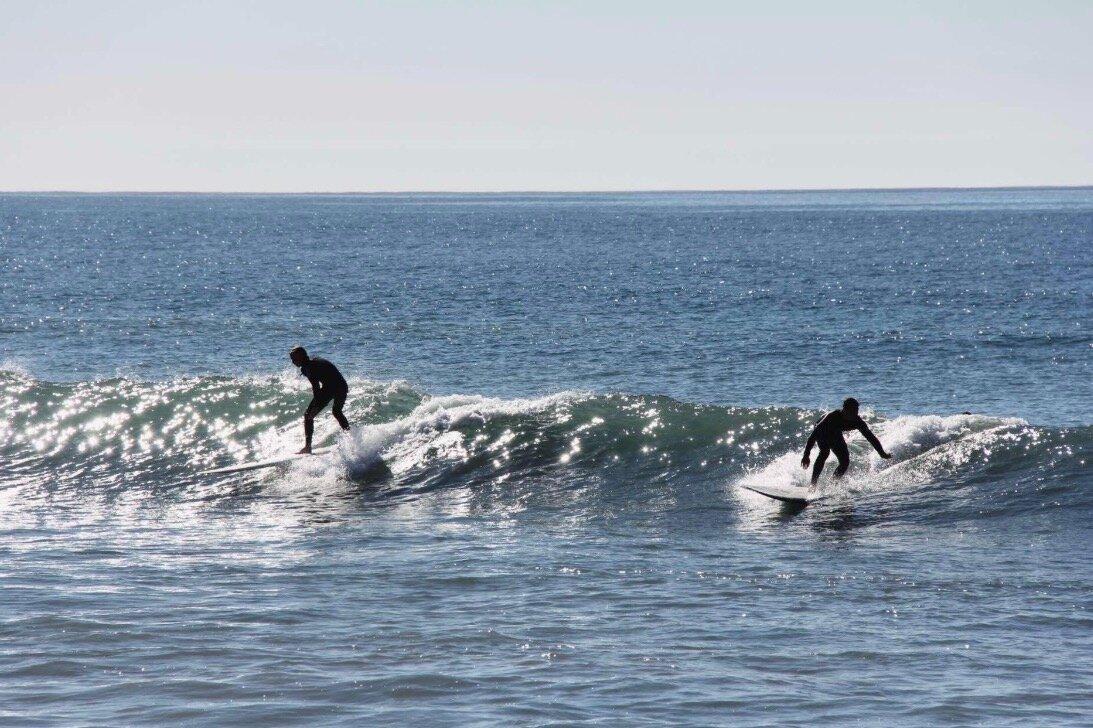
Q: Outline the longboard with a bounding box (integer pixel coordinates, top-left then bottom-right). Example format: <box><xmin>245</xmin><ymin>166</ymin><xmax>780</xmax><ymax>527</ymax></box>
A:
<box><xmin>740</xmin><ymin>482</ymin><xmax>823</xmax><ymax>505</ymax></box>
<box><xmin>200</xmin><ymin>446</ymin><xmax>335</xmax><ymax>475</ymax></box>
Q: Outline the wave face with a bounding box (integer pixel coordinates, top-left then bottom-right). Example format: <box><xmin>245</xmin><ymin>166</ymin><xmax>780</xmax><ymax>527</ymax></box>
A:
<box><xmin>2</xmin><ymin>370</ymin><xmax>1088</xmax><ymax>524</ymax></box>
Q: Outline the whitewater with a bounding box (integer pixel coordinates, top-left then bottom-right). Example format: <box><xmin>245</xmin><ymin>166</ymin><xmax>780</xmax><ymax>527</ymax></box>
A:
<box><xmin>1</xmin><ymin>189</ymin><xmax>1090</xmax><ymax>725</ymax></box>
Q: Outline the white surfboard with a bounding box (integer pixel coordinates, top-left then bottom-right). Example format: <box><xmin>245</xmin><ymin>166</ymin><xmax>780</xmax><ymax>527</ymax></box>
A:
<box><xmin>200</xmin><ymin>446</ymin><xmax>335</xmax><ymax>475</ymax></box>
<box><xmin>740</xmin><ymin>482</ymin><xmax>823</xmax><ymax>504</ymax></box>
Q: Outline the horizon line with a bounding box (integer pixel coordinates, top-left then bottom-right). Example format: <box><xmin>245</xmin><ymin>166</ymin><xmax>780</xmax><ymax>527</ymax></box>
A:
<box><xmin>1</xmin><ymin>184</ymin><xmax>1090</xmax><ymax>196</ymax></box>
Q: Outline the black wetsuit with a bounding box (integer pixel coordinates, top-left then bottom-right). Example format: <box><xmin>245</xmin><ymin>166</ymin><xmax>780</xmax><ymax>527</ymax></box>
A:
<box><xmin>804</xmin><ymin>409</ymin><xmax>885</xmax><ymax>484</ymax></box>
<box><xmin>300</xmin><ymin>357</ymin><xmax>350</xmax><ymax>448</ymax></box>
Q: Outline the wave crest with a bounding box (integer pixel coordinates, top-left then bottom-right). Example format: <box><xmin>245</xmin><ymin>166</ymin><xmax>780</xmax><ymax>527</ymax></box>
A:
<box><xmin>1</xmin><ymin>370</ymin><xmax>1088</xmax><ymax>520</ymax></box>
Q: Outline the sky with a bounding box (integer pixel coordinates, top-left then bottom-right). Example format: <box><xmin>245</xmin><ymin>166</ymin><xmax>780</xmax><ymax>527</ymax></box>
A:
<box><xmin>1</xmin><ymin>1</ymin><xmax>1090</xmax><ymax>191</ymax></box>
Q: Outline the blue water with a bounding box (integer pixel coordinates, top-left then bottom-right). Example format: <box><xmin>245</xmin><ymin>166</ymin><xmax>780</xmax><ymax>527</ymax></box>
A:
<box><xmin>1</xmin><ymin>189</ymin><xmax>1090</xmax><ymax>725</ymax></box>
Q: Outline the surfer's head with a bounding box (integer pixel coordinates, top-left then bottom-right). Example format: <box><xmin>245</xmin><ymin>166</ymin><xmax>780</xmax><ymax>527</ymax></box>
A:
<box><xmin>842</xmin><ymin>397</ymin><xmax>860</xmax><ymax>414</ymax></box>
<box><xmin>289</xmin><ymin>346</ymin><xmax>309</xmax><ymax>367</ymax></box>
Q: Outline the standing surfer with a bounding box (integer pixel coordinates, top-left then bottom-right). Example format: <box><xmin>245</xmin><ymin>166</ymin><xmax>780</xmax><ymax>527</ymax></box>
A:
<box><xmin>289</xmin><ymin>346</ymin><xmax>350</xmax><ymax>454</ymax></box>
<box><xmin>801</xmin><ymin>397</ymin><xmax>891</xmax><ymax>485</ymax></box>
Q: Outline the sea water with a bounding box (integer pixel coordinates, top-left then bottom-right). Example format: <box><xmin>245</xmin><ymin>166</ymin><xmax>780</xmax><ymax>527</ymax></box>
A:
<box><xmin>1</xmin><ymin>189</ymin><xmax>1090</xmax><ymax>725</ymax></box>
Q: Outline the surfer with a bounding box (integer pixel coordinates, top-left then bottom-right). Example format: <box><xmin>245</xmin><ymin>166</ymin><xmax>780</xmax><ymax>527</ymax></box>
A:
<box><xmin>801</xmin><ymin>397</ymin><xmax>891</xmax><ymax>485</ymax></box>
<box><xmin>289</xmin><ymin>346</ymin><xmax>350</xmax><ymax>454</ymax></box>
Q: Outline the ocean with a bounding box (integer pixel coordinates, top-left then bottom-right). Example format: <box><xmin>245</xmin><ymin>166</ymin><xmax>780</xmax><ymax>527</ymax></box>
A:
<box><xmin>1</xmin><ymin>189</ymin><xmax>1090</xmax><ymax>726</ymax></box>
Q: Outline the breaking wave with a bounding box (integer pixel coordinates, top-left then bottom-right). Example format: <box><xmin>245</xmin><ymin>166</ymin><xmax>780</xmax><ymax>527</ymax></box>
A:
<box><xmin>1</xmin><ymin>370</ymin><xmax>1088</xmax><ymax>521</ymax></box>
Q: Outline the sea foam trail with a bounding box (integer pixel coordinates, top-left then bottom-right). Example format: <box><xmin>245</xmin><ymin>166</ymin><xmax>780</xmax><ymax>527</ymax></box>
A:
<box><xmin>737</xmin><ymin>412</ymin><xmax>1009</xmax><ymax>488</ymax></box>
<box><xmin>1</xmin><ymin>370</ymin><xmax>1089</xmax><ymax>520</ymax></box>
<box><xmin>737</xmin><ymin>413</ymin><xmax>1025</xmax><ymax>489</ymax></box>
<box><xmin>736</xmin><ymin>412</ymin><xmax>1091</xmax><ymax>520</ymax></box>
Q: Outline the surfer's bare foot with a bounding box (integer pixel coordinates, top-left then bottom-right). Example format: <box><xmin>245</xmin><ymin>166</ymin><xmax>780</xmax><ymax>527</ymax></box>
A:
<box><xmin>296</xmin><ymin>446</ymin><xmax>312</xmax><ymax>455</ymax></box>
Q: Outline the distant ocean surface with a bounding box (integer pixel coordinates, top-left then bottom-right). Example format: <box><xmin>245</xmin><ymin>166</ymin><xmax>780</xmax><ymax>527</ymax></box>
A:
<box><xmin>1</xmin><ymin>189</ymin><xmax>1090</xmax><ymax>726</ymax></box>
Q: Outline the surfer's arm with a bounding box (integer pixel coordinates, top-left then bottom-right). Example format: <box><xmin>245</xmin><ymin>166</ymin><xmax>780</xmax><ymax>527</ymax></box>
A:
<box><xmin>857</xmin><ymin>421</ymin><xmax>891</xmax><ymax>458</ymax></box>
<box><xmin>802</xmin><ymin>425</ymin><xmax>819</xmax><ymax>465</ymax></box>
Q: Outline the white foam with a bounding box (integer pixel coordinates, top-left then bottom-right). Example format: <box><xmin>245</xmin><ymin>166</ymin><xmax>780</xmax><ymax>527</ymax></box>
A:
<box><xmin>736</xmin><ymin>412</ymin><xmax>1026</xmax><ymax>501</ymax></box>
<box><xmin>272</xmin><ymin>391</ymin><xmax>582</xmax><ymax>490</ymax></box>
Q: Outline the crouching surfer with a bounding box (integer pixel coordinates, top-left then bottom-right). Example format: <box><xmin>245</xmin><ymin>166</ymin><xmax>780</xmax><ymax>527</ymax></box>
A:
<box><xmin>289</xmin><ymin>346</ymin><xmax>351</xmax><ymax>454</ymax></box>
<box><xmin>801</xmin><ymin>397</ymin><xmax>891</xmax><ymax>485</ymax></box>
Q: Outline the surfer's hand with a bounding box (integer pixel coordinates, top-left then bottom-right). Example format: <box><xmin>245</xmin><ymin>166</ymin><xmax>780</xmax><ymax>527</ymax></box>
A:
<box><xmin>880</xmin><ymin>451</ymin><xmax>892</xmax><ymax>459</ymax></box>
<box><xmin>801</xmin><ymin>455</ymin><xmax>810</xmax><ymax>469</ymax></box>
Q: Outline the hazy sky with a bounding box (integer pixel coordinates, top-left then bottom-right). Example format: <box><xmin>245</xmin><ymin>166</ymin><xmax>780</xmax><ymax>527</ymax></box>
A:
<box><xmin>1</xmin><ymin>1</ymin><xmax>1090</xmax><ymax>191</ymax></box>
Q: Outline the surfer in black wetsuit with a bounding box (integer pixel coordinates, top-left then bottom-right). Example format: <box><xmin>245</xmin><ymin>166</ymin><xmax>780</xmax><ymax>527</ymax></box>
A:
<box><xmin>289</xmin><ymin>346</ymin><xmax>350</xmax><ymax>454</ymax></box>
<box><xmin>801</xmin><ymin>397</ymin><xmax>891</xmax><ymax>485</ymax></box>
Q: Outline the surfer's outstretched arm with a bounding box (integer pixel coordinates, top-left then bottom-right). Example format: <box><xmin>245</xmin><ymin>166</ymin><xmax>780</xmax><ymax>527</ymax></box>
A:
<box><xmin>857</xmin><ymin>421</ymin><xmax>891</xmax><ymax>458</ymax></box>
